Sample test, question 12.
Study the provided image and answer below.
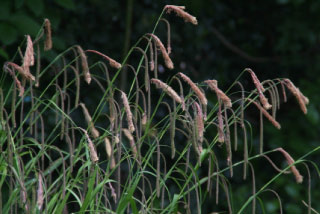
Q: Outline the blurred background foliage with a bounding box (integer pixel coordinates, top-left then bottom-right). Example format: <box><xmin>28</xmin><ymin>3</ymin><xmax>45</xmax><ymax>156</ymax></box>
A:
<box><xmin>1</xmin><ymin>0</ymin><xmax>319</xmax><ymax>213</ymax></box>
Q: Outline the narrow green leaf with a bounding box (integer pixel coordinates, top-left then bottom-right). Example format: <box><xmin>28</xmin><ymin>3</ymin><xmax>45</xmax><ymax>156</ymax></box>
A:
<box><xmin>0</xmin><ymin>163</ymin><xmax>7</xmax><ymax>187</ymax></box>
<box><xmin>130</xmin><ymin>198</ymin><xmax>138</xmax><ymax>214</ymax></box>
<box><xmin>79</xmin><ymin>166</ymin><xmax>97</xmax><ymax>212</ymax></box>
<box><xmin>116</xmin><ymin>176</ymin><xmax>141</xmax><ymax>214</ymax></box>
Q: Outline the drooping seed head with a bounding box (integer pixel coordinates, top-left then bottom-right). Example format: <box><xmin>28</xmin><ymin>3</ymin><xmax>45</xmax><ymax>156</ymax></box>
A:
<box><xmin>217</xmin><ymin>101</ymin><xmax>225</xmax><ymax>143</ymax></box>
<box><xmin>8</xmin><ymin>62</ymin><xmax>34</xmax><ymax>81</ymax></box>
<box><xmin>109</xmin><ymin>58</ymin><xmax>122</xmax><ymax>69</ymax></box>
<box><xmin>283</xmin><ymin>79</ymin><xmax>309</xmax><ymax>114</ymax></box>
<box><xmin>276</xmin><ymin>147</ymin><xmax>303</xmax><ymax>183</ymax></box>
<box><xmin>148</xmin><ymin>33</ymin><xmax>174</xmax><ymax>69</ymax></box>
<box><xmin>178</xmin><ymin>72</ymin><xmax>207</xmax><ymax>106</ymax></box>
<box><xmin>20</xmin><ymin>35</ymin><xmax>36</xmax><ymax>82</ymax></box>
<box><xmin>80</xmin><ymin>128</ymin><xmax>99</xmax><ymax>163</ymax></box>
<box><xmin>44</xmin><ymin>18</ymin><xmax>52</xmax><ymax>51</ymax></box>
<box><xmin>4</xmin><ymin>62</ymin><xmax>26</xmax><ymax>96</ymax></box>
<box><xmin>194</xmin><ymin>102</ymin><xmax>204</xmax><ymax>143</ymax></box>
<box><xmin>37</xmin><ymin>173</ymin><xmax>44</xmax><ymax>211</ymax></box>
<box><xmin>141</xmin><ymin>112</ymin><xmax>147</xmax><ymax>126</ymax></box>
<box><xmin>86</xmin><ymin>49</ymin><xmax>121</xmax><ymax>69</ymax></box>
<box><xmin>114</xmin><ymin>136</ymin><xmax>120</xmax><ymax>144</ymax></box>
<box><xmin>79</xmin><ymin>103</ymin><xmax>100</xmax><ymax>138</ymax></box>
<box><xmin>104</xmin><ymin>137</ymin><xmax>112</xmax><ymax>157</ymax></box>
<box><xmin>123</xmin><ymin>128</ymin><xmax>137</xmax><ymax>157</ymax></box>
<box><xmin>205</xmin><ymin>79</ymin><xmax>232</xmax><ymax>108</ymax></box>
<box><xmin>164</xmin><ymin>5</ymin><xmax>198</xmax><ymax>25</ymax></box>
<box><xmin>248</xmin><ymin>98</ymin><xmax>281</xmax><ymax>129</ymax></box>
<box><xmin>76</xmin><ymin>46</ymin><xmax>91</xmax><ymax>84</ymax></box>
<box><xmin>121</xmin><ymin>91</ymin><xmax>135</xmax><ymax>133</ymax></box>
<box><xmin>23</xmin><ymin>35</ymin><xmax>34</xmax><ymax>67</ymax></box>
<box><xmin>104</xmin><ymin>137</ymin><xmax>116</xmax><ymax>169</ymax></box>
<box><xmin>151</xmin><ymin>78</ymin><xmax>185</xmax><ymax>110</ymax></box>
<box><xmin>246</xmin><ymin>68</ymin><xmax>272</xmax><ymax>110</ymax></box>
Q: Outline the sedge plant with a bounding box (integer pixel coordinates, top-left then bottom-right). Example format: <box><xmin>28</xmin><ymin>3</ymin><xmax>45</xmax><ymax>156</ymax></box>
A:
<box><xmin>0</xmin><ymin>5</ymin><xmax>319</xmax><ymax>214</ymax></box>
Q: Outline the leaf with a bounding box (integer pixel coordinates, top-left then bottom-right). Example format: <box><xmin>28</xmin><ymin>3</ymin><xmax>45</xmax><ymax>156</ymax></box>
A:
<box><xmin>200</xmin><ymin>148</ymin><xmax>209</xmax><ymax>163</ymax></box>
<box><xmin>116</xmin><ymin>176</ymin><xmax>141</xmax><ymax>214</ymax></box>
<box><xmin>0</xmin><ymin>164</ymin><xmax>7</xmax><ymax>188</ymax></box>
<box><xmin>54</xmin><ymin>0</ymin><xmax>75</xmax><ymax>10</ymax></box>
<box><xmin>10</xmin><ymin>12</ymin><xmax>41</xmax><ymax>36</ymax></box>
<box><xmin>26</xmin><ymin>0</ymin><xmax>44</xmax><ymax>16</ymax></box>
<box><xmin>79</xmin><ymin>167</ymin><xmax>97</xmax><ymax>212</ymax></box>
<box><xmin>0</xmin><ymin>23</ymin><xmax>18</xmax><ymax>45</ymax></box>
<box><xmin>166</xmin><ymin>194</ymin><xmax>180</xmax><ymax>213</ymax></box>
<box><xmin>129</xmin><ymin>199</ymin><xmax>138</xmax><ymax>214</ymax></box>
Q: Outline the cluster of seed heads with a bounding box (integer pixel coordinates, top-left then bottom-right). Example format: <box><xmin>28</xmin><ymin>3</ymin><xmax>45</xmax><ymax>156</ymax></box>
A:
<box><xmin>0</xmin><ymin>6</ymin><xmax>311</xmax><ymax>213</ymax></box>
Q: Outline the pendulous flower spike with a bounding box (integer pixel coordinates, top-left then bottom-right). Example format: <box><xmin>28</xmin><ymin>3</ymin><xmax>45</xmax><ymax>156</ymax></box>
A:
<box><xmin>164</xmin><ymin>5</ymin><xmax>198</xmax><ymax>25</ymax></box>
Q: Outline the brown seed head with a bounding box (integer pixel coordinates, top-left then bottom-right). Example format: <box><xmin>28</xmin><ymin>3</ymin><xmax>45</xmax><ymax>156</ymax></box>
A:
<box><xmin>76</xmin><ymin>46</ymin><xmax>91</xmax><ymax>84</ymax></box>
<box><xmin>178</xmin><ymin>72</ymin><xmax>207</xmax><ymax>106</ymax></box>
<box><xmin>217</xmin><ymin>102</ymin><xmax>225</xmax><ymax>143</ymax></box>
<box><xmin>151</xmin><ymin>78</ymin><xmax>184</xmax><ymax>109</ymax></box>
<box><xmin>20</xmin><ymin>36</ymin><xmax>36</xmax><ymax>81</ymax></box>
<box><xmin>150</xmin><ymin>60</ymin><xmax>155</xmax><ymax>71</ymax></box>
<box><xmin>15</xmin><ymin>76</ymin><xmax>25</xmax><ymax>97</ymax></box>
<box><xmin>37</xmin><ymin>173</ymin><xmax>44</xmax><ymax>211</ymax></box>
<box><xmin>104</xmin><ymin>137</ymin><xmax>112</xmax><ymax>157</ymax></box>
<box><xmin>141</xmin><ymin>112</ymin><xmax>147</xmax><ymax>126</ymax></box>
<box><xmin>164</xmin><ymin>5</ymin><xmax>198</xmax><ymax>25</ymax></box>
<box><xmin>23</xmin><ymin>35</ymin><xmax>34</xmax><ymax>67</ymax></box>
<box><xmin>121</xmin><ymin>91</ymin><xmax>135</xmax><ymax>133</ymax></box>
<box><xmin>8</xmin><ymin>62</ymin><xmax>35</xmax><ymax>81</ymax></box>
<box><xmin>276</xmin><ymin>147</ymin><xmax>303</xmax><ymax>183</ymax></box>
<box><xmin>109</xmin><ymin>58</ymin><xmax>122</xmax><ymax>69</ymax></box>
<box><xmin>123</xmin><ymin>128</ymin><xmax>137</xmax><ymax>157</ymax></box>
<box><xmin>194</xmin><ymin>102</ymin><xmax>204</xmax><ymax>143</ymax></box>
<box><xmin>205</xmin><ymin>79</ymin><xmax>232</xmax><ymax>108</ymax></box>
<box><xmin>104</xmin><ymin>137</ymin><xmax>116</xmax><ymax>169</ymax></box>
<box><xmin>5</xmin><ymin>62</ymin><xmax>26</xmax><ymax>96</ymax></box>
<box><xmin>114</xmin><ymin>136</ymin><xmax>120</xmax><ymax>144</ymax></box>
<box><xmin>148</xmin><ymin>34</ymin><xmax>174</xmax><ymax>69</ymax></box>
<box><xmin>87</xmin><ymin>138</ymin><xmax>99</xmax><ymax>163</ymax></box>
<box><xmin>79</xmin><ymin>103</ymin><xmax>100</xmax><ymax>138</ymax></box>
<box><xmin>248</xmin><ymin>98</ymin><xmax>281</xmax><ymax>129</ymax></box>
<box><xmin>283</xmin><ymin>79</ymin><xmax>309</xmax><ymax>114</ymax></box>
<box><xmin>246</xmin><ymin>68</ymin><xmax>272</xmax><ymax>110</ymax></box>
<box><xmin>80</xmin><ymin>128</ymin><xmax>99</xmax><ymax>163</ymax></box>
<box><xmin>278</xmin><ymin>78</ymin><xmax>287</xmax><ymax>102</ymax></box>
<box><xmin>44</xmin><ymin>18</ymin><xmax>52</xmax><ymax>51</ymax></box>
<box><xmin>86</xmin><ymin>49</ymin><xmax>121</xmax><ymax>69</ymax></box>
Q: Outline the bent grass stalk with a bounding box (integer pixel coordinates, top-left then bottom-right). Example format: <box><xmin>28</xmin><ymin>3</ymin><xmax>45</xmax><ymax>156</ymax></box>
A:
<box><xmin>0</xmin><ymin>5</ymin><xmax>316</xmax><ymax>214</ymax></box>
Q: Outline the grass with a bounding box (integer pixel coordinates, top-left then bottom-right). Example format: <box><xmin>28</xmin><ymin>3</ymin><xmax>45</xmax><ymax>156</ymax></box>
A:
<box><xmin>1</xmin><ymin>5</ymin><xmax>319</xmax><ymax>214</ymax></box>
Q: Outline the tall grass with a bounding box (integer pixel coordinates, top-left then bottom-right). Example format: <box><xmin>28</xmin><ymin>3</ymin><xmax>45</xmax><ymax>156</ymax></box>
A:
<box><xmin>1</xmin><ymin>5</ymin><xmax>319</xmax><ymax>214</ymax></box>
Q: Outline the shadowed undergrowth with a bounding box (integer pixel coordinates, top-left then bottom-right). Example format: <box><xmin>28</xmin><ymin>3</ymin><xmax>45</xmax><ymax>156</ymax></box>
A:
<box><xmin>1</xmin><ymin>5</ymin><xmax>319</xmax><ymax>214</ymax></box>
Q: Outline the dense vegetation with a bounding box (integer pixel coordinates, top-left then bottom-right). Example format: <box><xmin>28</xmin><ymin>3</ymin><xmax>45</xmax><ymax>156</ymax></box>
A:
<box><xmin>0</xmin><ymin>1</ymin><xmax>319</xmax><ymax>213</ymax></box>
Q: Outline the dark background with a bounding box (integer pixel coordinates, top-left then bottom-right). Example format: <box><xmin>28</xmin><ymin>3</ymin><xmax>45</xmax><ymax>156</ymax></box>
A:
<box><xmin>0</xmin><ymin>0</ymin><xmax>319</xmax><ymax>213</ymax></box>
